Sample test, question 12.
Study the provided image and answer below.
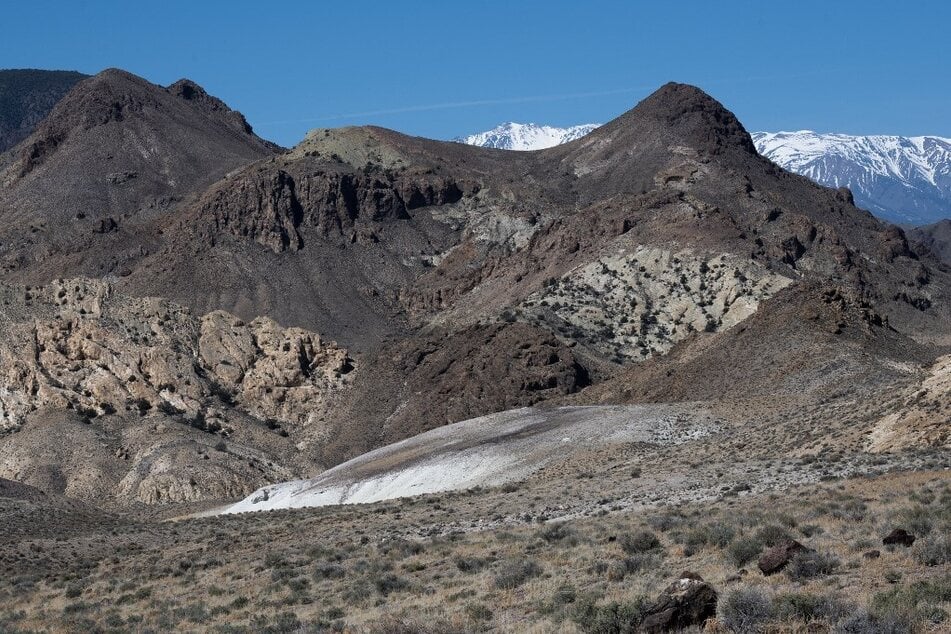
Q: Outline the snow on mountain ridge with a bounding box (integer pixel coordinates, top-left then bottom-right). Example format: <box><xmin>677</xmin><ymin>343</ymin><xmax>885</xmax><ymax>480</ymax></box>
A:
<box><xmin>454</xmin><ymin>122</ymin><xmax>600</xmax><ymax>151</ymax></box>
<box><xmin>751</xmin><ymin>131</ymin><xmax>951</xmax><ymax>224</ymax></box>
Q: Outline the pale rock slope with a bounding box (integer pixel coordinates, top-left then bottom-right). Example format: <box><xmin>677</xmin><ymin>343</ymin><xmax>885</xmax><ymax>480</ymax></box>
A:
<box><xmin>223</xmin><ymin>404</ymin><xmax>720</xmax><ymax>513</ymax></box>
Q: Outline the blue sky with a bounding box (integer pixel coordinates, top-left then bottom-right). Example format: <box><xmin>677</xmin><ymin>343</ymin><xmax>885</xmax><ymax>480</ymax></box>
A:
<box><xmin>2</xmin><ymin>1</ymin><xmax>948</xmax><ymax>146</ymax></box>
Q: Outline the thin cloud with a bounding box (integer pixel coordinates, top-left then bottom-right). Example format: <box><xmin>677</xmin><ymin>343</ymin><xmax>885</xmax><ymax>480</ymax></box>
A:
<box><xmin>256</xmin><ymin>86</ymin><xmax>654</xmax><ymax>127</ymax></box>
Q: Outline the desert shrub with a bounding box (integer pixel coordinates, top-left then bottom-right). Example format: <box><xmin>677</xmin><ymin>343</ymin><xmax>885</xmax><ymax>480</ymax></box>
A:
<box><xmin>538</xmin><ymin>522</ymin><xmax>578</xmax><ymax>545</ymax></box>
<box><xmin>898</xmin><ymin>505</ymin><xmax>934</xmax><ymax>537</ymax></box>
<box><xmin>682</xmin><ymin>521</ymin><xmax>736</xmax><ymax>550</ymax></box>
<box><xmin>618</xmin><ymin>530</ymin><xmax>661</xmax><ymax>555</ymax></box>
<box><xmin>720</xmin><ymin>587</ymin><xmax>773</xmax><ymax>633</ymax></box>
<box><xmin>836</xmin><ymin>608</ymin><xmax>910</xmax><ymax>634</ymax></box>
<box><xmin>727</xmin><ymin>536</ymin><xmax>762</xmax><ymax>567</ymax></box>
<box><xmin>454</xmin><ymin>556</ymin><xmax>489</xmax><ymax>573</ymax></box>
<box><xmin>913</xmin><ymin>533</ymin><xmax>951</xmax><ymax>566</ymax></box>
<box><xmin>570</xmin><ymin>595</ymin><xmax>649</xmax><ymax>634</ymax></box>
<box><xmin>771</xmin><ymin>591</ymin><xmax>854</xmax><ymax>623</ymax></box>
<box><xmin>785</xmin><ymin>550</ymin><xmax>840</xmax><ymax>580</ymax></box>
<box><xmin>249</xmin><ymin>611</ymin><xmax>303</xmax><ymax>633</ymax></box>
<box><xmin>623</xmin><ymin>552</ymin><xmax>662</xmax><ymax>574</ymax></box>
<box><xmin>493</xmin><ymin>559</ymin><xmax>542</xmax><ymax>590</ymax></box>
<box><xmin>313</xmin><ymin>562</ymin><xmax>346</xmax><ymax>580</ymax></box>
<box><xmin>754</xmin><ymin>524</ymin><xmax>790</xmax><ymax>548</ymax></box>
<box><xmin>870</xmin><ymin>575</ymin><xmax>951</xmax><ymax>628</ymax></box>
<box><xmin>374</xmin><ymin>573</ymin><xmax>410</xmax><ymax>596</ymax></box>
<box><xmin>464</xmin><ymin>602</ymin><xmax>493</xmax><ymax>623</ymax></box>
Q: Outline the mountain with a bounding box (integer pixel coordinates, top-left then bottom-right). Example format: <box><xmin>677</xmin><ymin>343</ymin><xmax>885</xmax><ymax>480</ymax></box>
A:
<box><xmin>910</xmin><ymin>218</ymin><xmax>951</xmax><ymax>265</ymax></box>
<box><xmin>752</xmin><ymin>131</ymin><xmax>951</xmax><ymax>225</ymax></box>
<box><xmin>0</xmin><ymin>69</ymin><xmax>88</xmax><ymax>153</ymax></box>
<box><xmin>0</xmin><ymin>76</ymin><xmax>948</xmax><ymax>511</ymax></box>
<box><xmin>454</xmin><ymin>121</ymin><xmax>599</xmax><ymax>150</ymax></box>
<box><xmin>459</xmin><ymin>123</ymin><xmax>951</xmax><ymax>225</ymax></box>
<box><xmin>0</xmin><ymin>68</ymin><xmax>277</xmax><ymax>285</ymax></box>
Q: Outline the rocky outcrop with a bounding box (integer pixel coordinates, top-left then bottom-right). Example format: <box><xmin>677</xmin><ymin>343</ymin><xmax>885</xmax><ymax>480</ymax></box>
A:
<box><xmin>196</xmin><ymin>160</ymin><xmax>468</xmax><ymax>253</ymax></box>
<box><xmin>0</xmin><ymin>278</ymin><xmax>354</xmax><ymax>505</ymax></box>
<box><xmin>640</xmin><ymin>572</ymin><xmax>718</xmax><ymax>632</ymax></box>
<box><xmin>520</xmin><ymin>246</ymin><xmax>792</xmax><ymax>361</ymax></box>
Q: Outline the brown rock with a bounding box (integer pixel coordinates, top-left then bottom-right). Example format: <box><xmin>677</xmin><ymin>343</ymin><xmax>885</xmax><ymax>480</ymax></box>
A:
<box><xmin>758</xmin><ymin>539</ymin><xmax>813</xmax><ymax>575</ymax></box>
<box><xmin>882</xmin><ymin>529</ymin><xmax>916</xmax><ymax>547</ymax></box>
<box><xmin>640</xmin><ymin>573</ymin><xmax>718</xmax><ymax>632</ymax></box>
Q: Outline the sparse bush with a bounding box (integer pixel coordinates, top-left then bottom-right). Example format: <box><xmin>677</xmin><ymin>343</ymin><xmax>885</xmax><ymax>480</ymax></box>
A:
<box><xmin>618</xmin><ymin>530</ymin><xmax>661</xmax><ymax>555</ymax></box>
<box><xmin>785</xmin><ymin>550</ymin><xmax>840</xmax><ymax>580</ymax></box>
<box><xmin>374</xmin><ymin>573</ymin><xmax>410</xmax><ymax>596</ymax></box>
<box><xmin>570</xmin><ymin>594</ymin><xmax>649</xmax><ymax>634</ymax></box>
<box><xmin>913</xmin><ymin>533</ymin><xmax>950</xmax><ymax>566</ymax></box>
<box><xmin>772</xmin><ymin>591</ymin><xmax>854</xmax><ymax>623</ymax></box>
<box><xmin>538</xmin><ymin>522</ymin><xmax>578</xmax><ymax>545</ymax></box>
<box><xmin>720</xmin><ymin>587</ymin><xmax>773</xmax><ymax>633</ymax></box>
<box><xmin>493</xmin><ymin>559</ymin><xmax>542</xmax><ymax>590</ymax></box>
<box><xmin>754</xmin><ymin>524</ymin><xmax>790</xmax><ymax>548</ymax></box>
<box><xmin>727</xmin><ymin>536</ymin><xmax>762</xmax><ymax>567</ymax></box>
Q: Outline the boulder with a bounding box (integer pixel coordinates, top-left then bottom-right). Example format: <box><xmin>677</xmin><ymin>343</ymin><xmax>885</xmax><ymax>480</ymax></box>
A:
<box><xmin>882</xmin><ymin>528</ymin><xmax>916</xmax><ymax>547</ymax></box>
<box><xmin>758</xmin><ymin>539</ymin><xmax>813</xmax><ymax>575</ymax></box>
<box><xmin>640</xmin><ymin>572</ymin><xmax>718</xmax><ymax>632</ymax></box>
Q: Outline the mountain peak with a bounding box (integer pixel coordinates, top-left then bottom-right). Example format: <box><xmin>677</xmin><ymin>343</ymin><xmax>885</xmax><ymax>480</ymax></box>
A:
<box><xmin>623</xmin><ymin>82</ymin><xmax>757</xmax><ymax>155</ymax></box>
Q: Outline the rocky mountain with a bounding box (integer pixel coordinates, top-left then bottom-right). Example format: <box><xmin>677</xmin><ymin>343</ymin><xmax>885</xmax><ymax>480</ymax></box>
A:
<box><xmin>0</xmin><ymin>69</ymin><xmax>277</xmax><ymax>285</ymax></box>
<box><xmin>460</xmin><ymin>123</ymin><xmax>951</xmax><ymax>226</ymax></box>
<box><xmin>908</xmin><ymin>218</ymin><xmax>951</xmax><ymax>265</ymax></box>
<box><xmin>751</xmin><ymin>131</ymin><xmax>951</xmax><ymax>225</ymax></box>
<box><xmin>454</xmin><ymin>121</ymin><xmax>599</xmax><ymax>150</ymax></box>
<box><xmin>0</xmin><ymin>69</ymin><xmax>88</xmax><ymax>153</ymax></box>
<box><xmin>0</xmin><ymin>74</ymin><xmax>948</xmax><ymax>510</ymax></box>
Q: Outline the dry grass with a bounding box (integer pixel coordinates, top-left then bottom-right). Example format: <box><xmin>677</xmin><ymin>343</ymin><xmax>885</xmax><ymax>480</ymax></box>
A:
<box><xmin>1</xmin><ymin>469</ymin><xmax>949</xmax><ymax>632</ymax></box>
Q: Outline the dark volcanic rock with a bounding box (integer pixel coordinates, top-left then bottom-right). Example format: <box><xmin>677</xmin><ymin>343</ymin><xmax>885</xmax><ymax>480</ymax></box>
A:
<box><xmin>640</xmin><ymin>572</ymin><xmax>718</xmax><ymax>632</ymax></box>
<box><xmin>882</xmin><ymin>528</ymin><xmax>916</xmax><ymax>547</ymax></box>
<box><xmin>0</xmin><ymin>69</ymin><xmax>88</xmax><ymax>153</ymax></box>
<box><xmin>758</xmin><ymin>539</ymin><xmax>813</xmax><ymax>575</ymax></box>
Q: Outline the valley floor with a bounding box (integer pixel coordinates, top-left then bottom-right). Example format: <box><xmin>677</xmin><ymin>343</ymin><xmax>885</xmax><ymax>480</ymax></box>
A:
<box><xmin>1</xmin><ymin>452</ymin><xmax>948</xmax><ymax>632</ymax></box>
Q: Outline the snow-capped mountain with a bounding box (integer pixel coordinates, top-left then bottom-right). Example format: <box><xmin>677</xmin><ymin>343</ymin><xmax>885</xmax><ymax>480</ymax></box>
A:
<box><xmin>751</xmin><ymin>131</ymin><xmax>951</xmax><ymax>225</ymax></box>
<box><xmin>454</xmin><ymin>122</ymin><xmax>600</xmax><ymax>151</ymax></box>
<box><xmin>457</xmin><ymin>123</ymin><xmax>951</xmax><ymax>225</ymax></box>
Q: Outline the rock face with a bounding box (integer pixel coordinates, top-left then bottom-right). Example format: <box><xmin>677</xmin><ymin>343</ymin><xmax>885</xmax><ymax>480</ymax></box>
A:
<box><xmin>0</xmin><ymin>69</ymin><xmax>88</xmax><ymax>153</ymax></box>
<box><xmin>758</xmin><ymin>539</ymin><xmax>813</xmax><ymax>575</ymax></box>
<box><xmin>882</xmin><ymin>529</ymin><xmax>916</xmax><ymax>547</ymax></box>
<box><xmin>640</xmin><ymin>572</ymin><xmax>718</xmax><ymax>632</ymax></box>
<box><xmin>0</xmin><ymin>278</ymin><xmax>353</xmax><ymax>504</ymax></box>
<box><xmin>869</xmin><ymin>354</ymin><xmax>951</xmax><ymax>453</ymax></box>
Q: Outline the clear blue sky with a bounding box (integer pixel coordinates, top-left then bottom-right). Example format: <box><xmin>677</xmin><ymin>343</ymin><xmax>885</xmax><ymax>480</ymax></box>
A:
<box><xmin>2</xmin><ymin>1</ymin><xmax>948</xmax><ymax>146</ymax></box>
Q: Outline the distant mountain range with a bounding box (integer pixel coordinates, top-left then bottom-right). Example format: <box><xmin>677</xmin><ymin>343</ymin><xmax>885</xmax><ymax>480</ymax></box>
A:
<box><xmin>453</xmin><ymin>122</ymin><xmax>599</xmax><ymax>151</ymax></box>
<box><xmin>457</xmin><ymin>123</ymin><xmax>951</xmax><ymax>225</ymax></box>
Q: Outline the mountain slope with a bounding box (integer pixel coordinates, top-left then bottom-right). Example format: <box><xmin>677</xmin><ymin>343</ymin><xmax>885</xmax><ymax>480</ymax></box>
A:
<box><xmin>0</xmin><ymin>69</ymin><xmax>88</xmax><ymax>153</ymax></box>
<box><xmin>0</xmin><ymin>68</ymin><xmax>277</xmax><ymax>283</ymax></box>
<box><xmin>454</xmin><ymin>122</ymin><xmax>599</xmax><ymax>150</ymax></box>
<box><xmin>909</xmin><ymin>218</ymin><xmax>951</xmax><ymax>265</ymax></box>
<box><xmin>752</xmin><ymin>131</ymin><xmax>951</xmax><ymax>225</ymax></box>
<box><xmin>460</xmin><ymin>123</ymin><xmax>951</xmax><ymax>225</ymax></box>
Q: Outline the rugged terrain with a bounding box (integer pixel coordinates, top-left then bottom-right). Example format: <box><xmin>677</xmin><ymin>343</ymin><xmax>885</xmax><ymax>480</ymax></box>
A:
<box><xmin>0</xmin><ymin>69</ymin><xmax>88</xmax><ymax>153</ymax></box>
<box><xmin>461</xmin><ymin>123</ymin><xmax>951</xmax><ymax>226</ymax></box>
<box><xmin>0</xmin><ymin>70</ymin><xmax>948</xmax><ymax>632</ymax></box>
